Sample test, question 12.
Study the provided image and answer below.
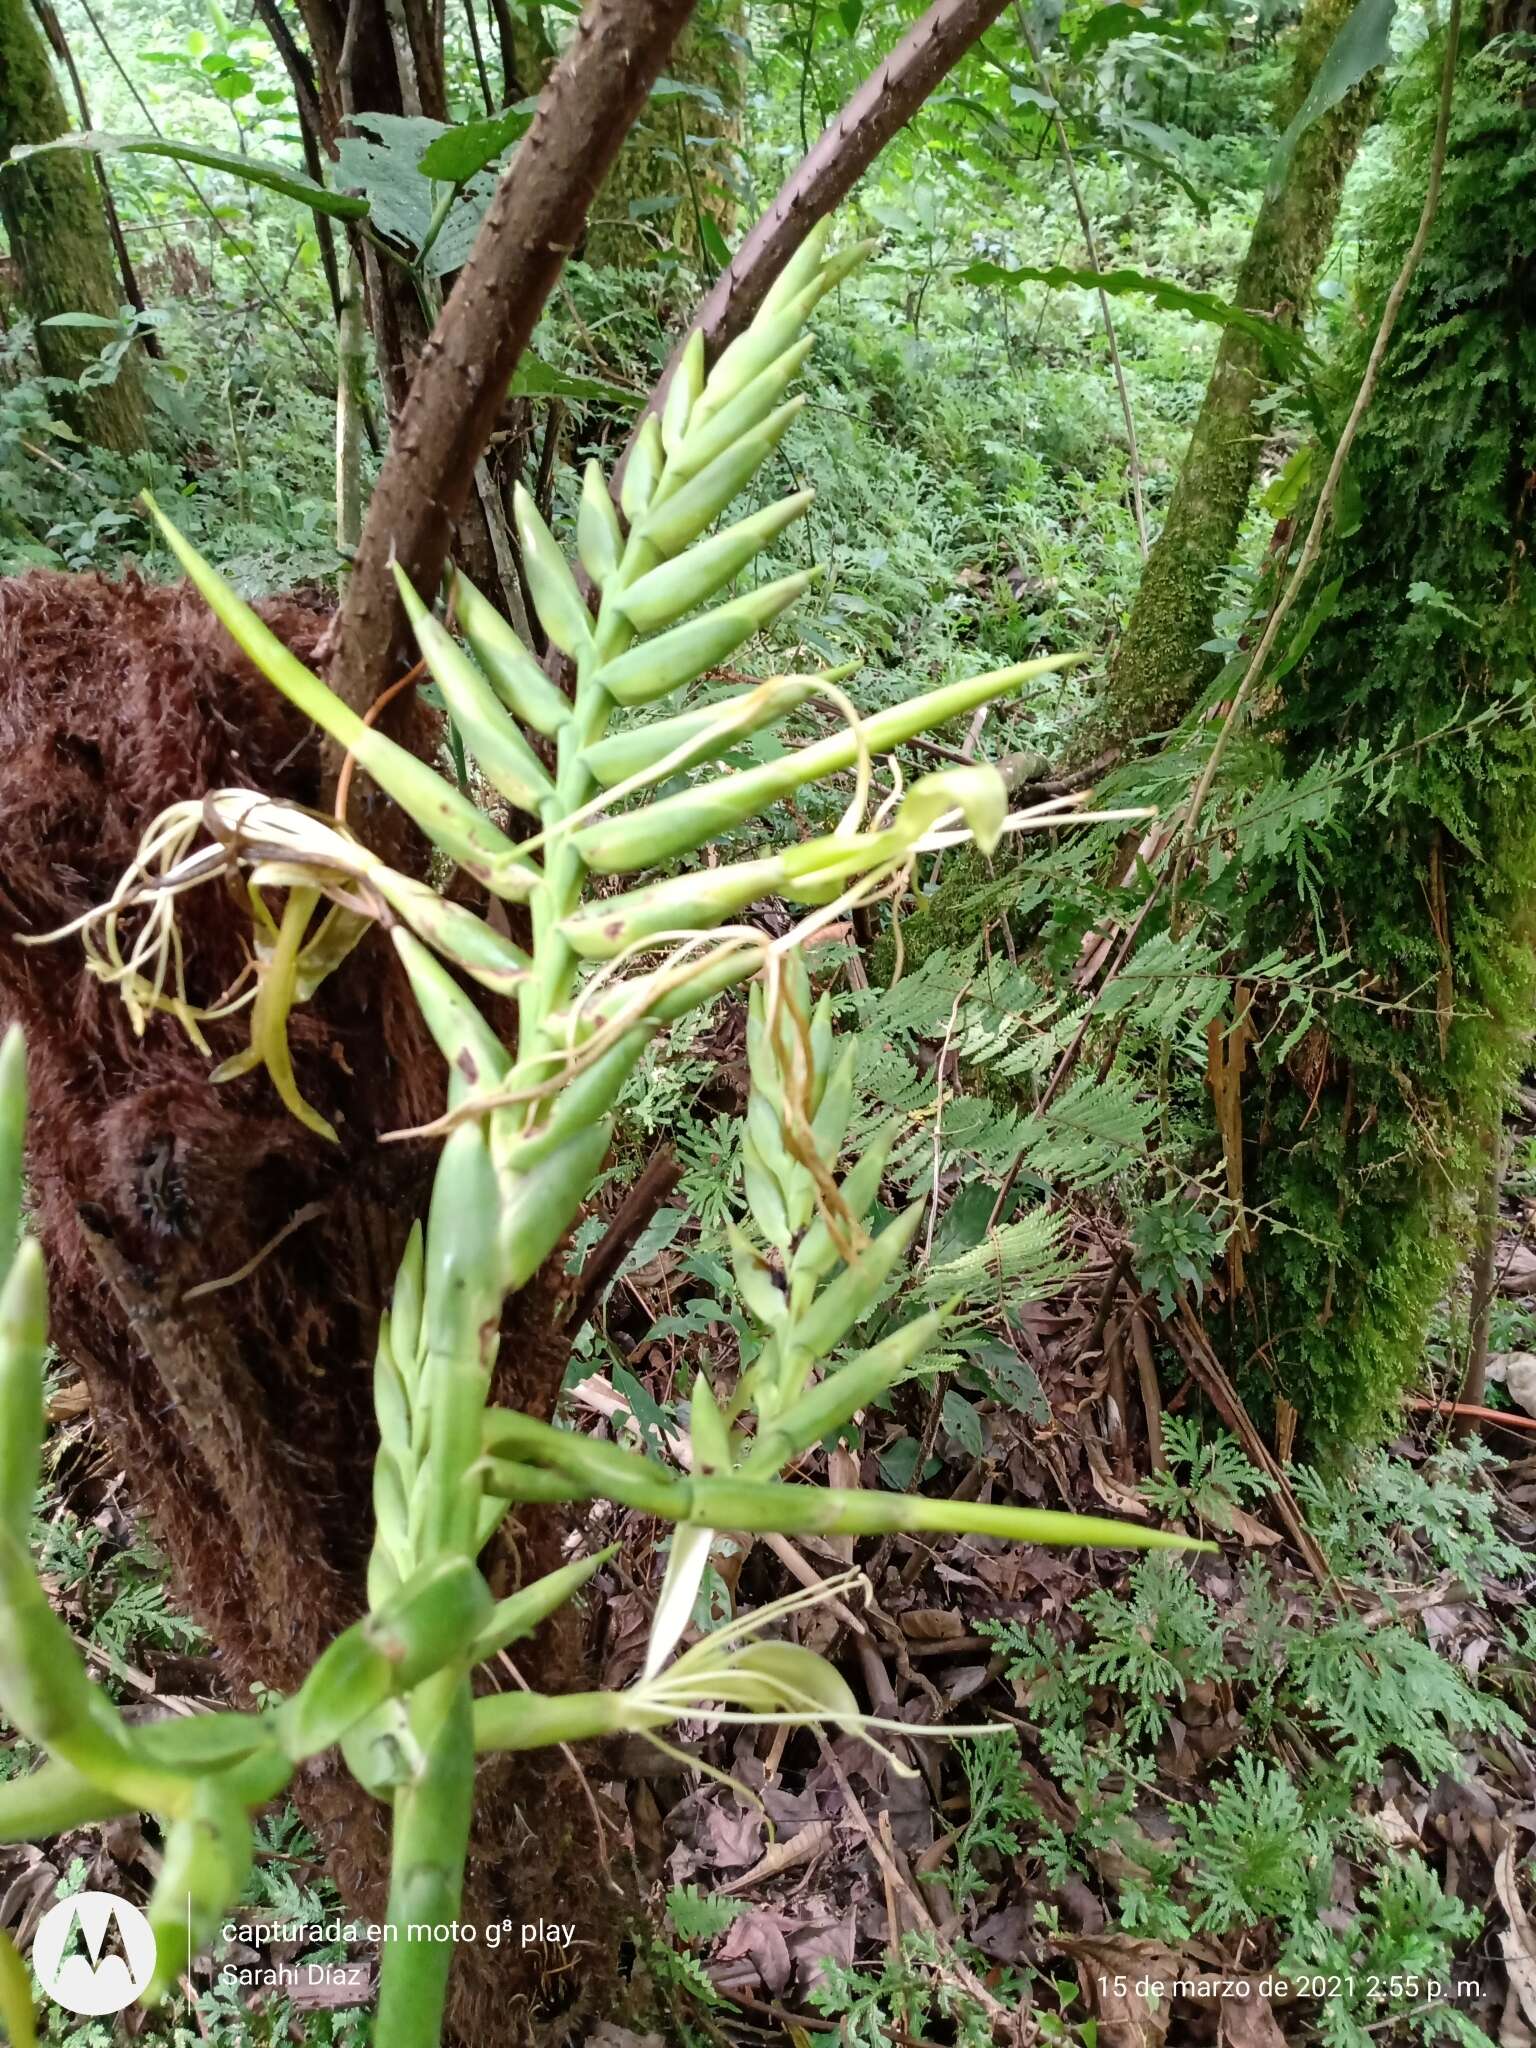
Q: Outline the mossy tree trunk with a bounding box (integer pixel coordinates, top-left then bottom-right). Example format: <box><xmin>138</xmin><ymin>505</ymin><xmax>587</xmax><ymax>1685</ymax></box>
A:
<box><xmin>0</xmin><ymin>0</ymin><xmax>147</xmax><ymax>453</ymax></box>
<box><xmin>1235</xmin><ymin>15</ymin><xmax>1536</xmax><ymax>1443</ymax></box>
<box><xmin>1091</xmin><ymin>0</ymin><xmax>1377</xmax><ymax>747</ymax></box>
<box><xmin>585</xmin><ymin>0</ymin><xmax>745</xmax><ymax>264</ymax></box>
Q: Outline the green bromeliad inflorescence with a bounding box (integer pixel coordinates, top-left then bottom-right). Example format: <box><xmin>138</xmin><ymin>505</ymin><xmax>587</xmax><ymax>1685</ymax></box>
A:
<box><xmin>0</xmin><ymin>227</ymin><xmax>1203</xmax><ymax>2047</ymax></box>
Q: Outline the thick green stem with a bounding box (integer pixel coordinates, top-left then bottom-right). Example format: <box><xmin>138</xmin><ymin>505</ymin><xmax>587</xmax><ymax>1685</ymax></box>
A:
<box><xmin>376</xmin><ymin>1672</ymin><xmax>476</xmax><ymax>2048</ymax></box>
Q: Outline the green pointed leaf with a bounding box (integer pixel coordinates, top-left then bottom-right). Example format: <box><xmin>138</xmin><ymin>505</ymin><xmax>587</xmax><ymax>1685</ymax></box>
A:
<box><xmin>1266</xmin><ymin>0</ymin><xmax>1394</xmax><ymax>198</ymax></box>
<box><xmin>10</xmin><ymin>132</ymin><xmax>370</xmax><ymax>218</ymax></box>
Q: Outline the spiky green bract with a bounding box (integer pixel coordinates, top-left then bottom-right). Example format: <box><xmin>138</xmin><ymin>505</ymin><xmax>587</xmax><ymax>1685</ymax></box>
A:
<box><xmin>143</xmin><ymin>498</ymin><xmax>540</xmax><ymax>903</ymax></box>
<box><xmin>571</xmin><ymin>654</ymin><xmax>1082</xmax><ymax>872</ymax></box>
<box><xmin>1231</xmin><ymin>35</ymin><xmax>1536</xmax><ymax>1443</ymax></box>
<box><xmin>0</xmin><ymin>1026</ymin><xmax>26</xmax><ymax>1293</ymax></box>
<box><xmin>49</xmin><ymin>224</ymin><xmax>1155</xmax><ymax>2048</ymax></box>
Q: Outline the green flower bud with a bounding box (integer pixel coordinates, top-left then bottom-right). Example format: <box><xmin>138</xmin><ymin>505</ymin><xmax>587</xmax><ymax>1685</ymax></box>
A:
<box><xmin>577</xmin><ymin>460</ymin><xmax>625</xmax><ymax>589</ymax></box>
<box><xmin>744</xmin><ymin>1306</ymin><xmax>952</xmax><ymax>1476</ymax></box>
<box><xmin>620</xmin><ymin>415</ymin><xmax>665</xmax><ymax>525</ymax></box>
<box><xmin>375</xmin><ymin>873</ymin><xmax>528</xmax><ymax>998</ymax></box>
<box><xmin>668</xmin><ymin>335</ymin><xmax>815</xmax><ymax>489</ymax></box>
<box><xmin>424</xmin><ymin>1123</ymin><xmax>504</xmax><ymax>1361</ymax></box>
<box><xmin>513</xmin><ymin>484</ymin><xmax>594</xmax><ymax>660</ymax></box>
<box><xmin>278</xmin><ymin>1558</ymin><xmax>492</xmax><ymax>1760</ymax></box>
<box><xmin>498</xmin><ymin>1119</ymin><xmax>613</xmax><ymax>1290</ymax></box>
<box><xmin>794</xmin><ymin>1199</ymin><xmax>925</xmax><ymax>1359</ymax></box>
<box><xmin>616</xmin><ymin>491</ymin><xmax>814</xmax><ymax>634</ymax></box>
<box><xmin>0</xmin><ymin>1026</ymin><xmax>26</xmax><ymax>1296</ymax></box>
<box><xmin>491</xmin><ymin>1028</ymin><xmax>652</xmax><ymax>1175</ymax></box>
<box><xmin>0</xmin><ymin>1242</ymin><xmax>46</xmax><ymax>1543</ymax></box>
<box><xmin>395</xmin><ymin>568</ymin><xmax>555</xmax><ymax>814</ymax></box>
<box><xmin>638</xmin><ymin>399</ymin><xmax>805</xmax><ymax>557</ymax></box>
<box><xmin>390</xmin><ymin>930</ymin><xmax>512</xmax><ymax>1108</ymax></box>
<box><xmin>580</xmin><ymin>678</ymin><xmax>816</xmax><ymax>789</ymax></box>
<box><xmin>575</xmin><ymin>654</ymin><xmax>1082</xmax><ymax>872</ymax></box>
<box><xmin>660</xmin><ymin>329</ymin><xmax>705</xmax><ymax>455</ymax></box>
<box><xmin>468</xmin><ymin>1546</ymin><xmax>616</xmax><ymax>1660</ymax></box>
<box><xmin>592</xmin><ymin>572</ymin><xmax>814</xmax><ymax>709</ymax></box>
<box><xmin>558</xmin><ymin>855</ymin><xmax>783</xmax><ymax>960</ymax></box>
<box><xmin>451</xmin><ymin>570</ymin><xmax>572</xmax><ymax>738</ymax></box>
<box><xmin>147</xmin><ymin>1779</ymin><xmax>252</xmax><ymax>1999</ymax></box>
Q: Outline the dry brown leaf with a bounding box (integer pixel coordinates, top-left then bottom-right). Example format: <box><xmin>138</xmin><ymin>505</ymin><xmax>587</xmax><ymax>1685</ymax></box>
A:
<box><xmin>1083</xmin><ymin>1437</ymin><xmax>1153</xmax><ymax>1519</ymax></box>
<box><xmin>1501</xmin><ymin>1983</ymin><xmax>1536</xmax><ymax>2048</ymax></box>
<box><xmin>1370</xmin><ymin>1797</ymin><xmax>1425</xmax><ymax>1852</ymax></box>
<box><xmin>1058</xmin><ymin>1934</ymin><xmax>1183</xmax><ymax>2048</ymax></box>
<box><xmin>715</xmin><ymin>1907</ymin><xmax>794</xmax><ymax>1996</ymax></box>
<box><xmin>900</xmin><ymin>1607</ymin><xmax>965</xmax><ymax>1642</ymax></box>
<box><xmin>1225</xmin><ymin>1503</ymin><xmax>1283</xmax><ymax>1547</ymax></box>
<box><xmin>721</xmin><ymin>1821</ymin><xmax>834</xmax><ymax>1894</ymax></box>
<box><xmin>1495</xmin><ymin>1838</ymin><xmax>1536</xmax><ymax>2032</ymax></box>
<box><xmin>1219</xmin><ymin>1986</ymin><xmax>1286</xmax><ymax>2047</ymax></box>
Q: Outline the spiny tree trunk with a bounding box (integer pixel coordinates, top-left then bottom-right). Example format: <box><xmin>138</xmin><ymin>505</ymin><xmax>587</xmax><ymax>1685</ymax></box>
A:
<box><xmin>1235</xmin><ymin>13</ymin><xmax>1536</xmax><ymax>1443</ymax></box>
<box><xmin>1090</xmin><ymin>0</ymin><xmax>1378</xmax><ymax>748</ymax></box>
<box><xmin>0</xmin><ymin>0</ymin><xmax>147</xmax><ymax>452</ymax></box>
<box><xmin>330</xmin><ymin>0</ymin><xmax>699</xmax><ymax>715</ymax></box>
<box><xmin>626</xmin><ymin>0</ymin><xmax>1013</xmax><ymax>459</ymax></box>
<box><xmin>584</xmin><ymin>0</ymin><xmax>746</xmax><ymax>265</ymax></box>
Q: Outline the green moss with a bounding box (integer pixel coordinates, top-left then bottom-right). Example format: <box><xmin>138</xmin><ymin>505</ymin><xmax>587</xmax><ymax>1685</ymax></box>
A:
<box><xmin>1238</xmin><ymin>28</ymin><xmax>1536</xmax><ymax>1442</ymax></box>
<box><xmin>1088</xmin><ymin>0</ymin><xmax>1376</xmax><ymax>750</ymax></box>
<box><xmin>0</xmin><ymin>0</ymin><xmax>146</xmax><ymax>452</ymax></box>
<box><xmin>584</xmin><ymin>2</ymin><xmax>745</xmax><ymax>268</ymax></box>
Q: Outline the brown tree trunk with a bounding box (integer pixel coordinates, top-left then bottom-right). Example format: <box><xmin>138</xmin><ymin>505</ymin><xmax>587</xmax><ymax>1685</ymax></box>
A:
<box><xmin>0</xmin><ymin>0</ymin><xmax>148</xmax><ymax>451</ymax></box>
<box><xmin>290</xmin><ymin>0</ymin><xmax>443</xmax><ymax>413</ymax></box>
<box><xmin>329</xmin><ymin>0</ymin><xmax>700</xmax><ymax>715</ymax></box>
